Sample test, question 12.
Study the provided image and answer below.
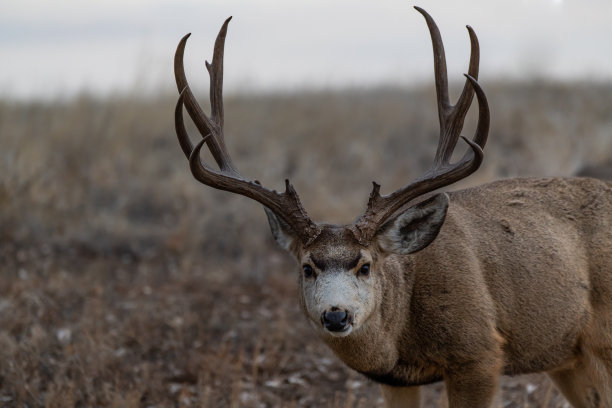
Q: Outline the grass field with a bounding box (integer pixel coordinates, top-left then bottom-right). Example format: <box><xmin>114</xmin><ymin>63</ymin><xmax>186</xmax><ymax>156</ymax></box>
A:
<box><xmin>1</xmin><ymin>81</ymin><xmax>612</xmax><ymax>407</ymax></box>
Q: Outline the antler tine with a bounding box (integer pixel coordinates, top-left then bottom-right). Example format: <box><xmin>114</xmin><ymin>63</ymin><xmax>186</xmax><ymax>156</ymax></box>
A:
<box><xmin>174</xmin><ymin>19</ymin><xmax>237</xmax><ymax>174</ymax></box>
<box><xmin>175</xmin><ymin>89</ymin><xmax>195</xmax><ymax>159</ymax></box>
<box><xmin>458</xmin><ymin>74</ymin><xmax>490</xmax><ymax>165</ymax></box>
<box><xmin>350</xmin><ymin>9</ymin><xmax>489</xmax><ymax>244</ymax></box>
<box><xmin>415</xmin><ymin>7</ymin><xmax>480</xmax><ymax>167</ymax></box>
<box><xmin>452</xmin><ymin>26</ymin><xmax>480</xmax><ymax>125</ymax></box>
<box><xmin>205</xmin><ymin>17</ymin><xmax>230</xmax><ymax>130</ymax></box>
<box><xmin>174</xmin><ymin>19</ymin><xmax>321</xmax><ymax>245</ymax></box>
<box><xmin>414</xmin><ymin>7</ymin><xmax>451</xmax><ymax>119</ymax></box>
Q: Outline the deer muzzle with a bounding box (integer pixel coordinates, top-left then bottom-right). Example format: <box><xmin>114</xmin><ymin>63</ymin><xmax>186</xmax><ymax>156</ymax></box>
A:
<box><xmin>321</xmin><ymin>307</ymin><xmax>353</xmax><ymax>333</ymax></box>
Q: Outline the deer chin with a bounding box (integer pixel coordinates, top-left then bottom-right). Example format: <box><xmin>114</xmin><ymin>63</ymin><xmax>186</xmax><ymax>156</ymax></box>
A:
<box><xmin>324</xmin><ymin>324</ymin><xmax>353</xmax><ymax>338</ymax></box>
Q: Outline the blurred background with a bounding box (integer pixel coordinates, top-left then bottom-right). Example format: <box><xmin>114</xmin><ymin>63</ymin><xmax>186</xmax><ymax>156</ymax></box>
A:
<box><xmin>3</xmin><ymin>0</ymin><xmax>612</xmax><ymax>99</ymax></box>
<box><xmin>1</xmin><ymin>1</ymin><xmax>611</xmax><ymax>407</ymax></box>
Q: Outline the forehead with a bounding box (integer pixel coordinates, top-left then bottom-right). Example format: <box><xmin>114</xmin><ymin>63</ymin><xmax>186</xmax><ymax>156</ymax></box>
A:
<box><xmin>304</xmin><ymin>226</ymin><xmax>364</xmax><ymax>270</ymax></box>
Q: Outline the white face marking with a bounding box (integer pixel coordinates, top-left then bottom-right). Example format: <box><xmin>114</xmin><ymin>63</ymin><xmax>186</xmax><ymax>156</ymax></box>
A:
<box><xmin>300</xmin><ymin>252</ymin><xmax>377</xmax><ymax>337</ymax></box>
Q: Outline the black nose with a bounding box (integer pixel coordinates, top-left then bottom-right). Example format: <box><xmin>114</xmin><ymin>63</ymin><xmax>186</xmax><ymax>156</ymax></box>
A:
<box><xmin>321</xmin><ymin>308</ymin><xmax>351</xmax><ymax>332</ymax></box>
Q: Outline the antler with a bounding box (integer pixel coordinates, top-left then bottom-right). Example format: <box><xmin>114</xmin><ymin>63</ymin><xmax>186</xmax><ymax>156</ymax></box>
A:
<box><xmin>174</xmin><ymin>17</ymin><xmax>321</xmax><ymax>244</ymax></box>
<box><xmin>350</xmin><ymin>7</ymin><xmax>490</xmax><ymax>244</ymax></box>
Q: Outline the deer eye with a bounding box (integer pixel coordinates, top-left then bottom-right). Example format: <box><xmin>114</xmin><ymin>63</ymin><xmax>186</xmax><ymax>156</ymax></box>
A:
<box><xmin>358</xmin><ymin>264</ymin><xmax>370</xmax><ymax>277</ymax></box>
<box><xmin>302</xmin><ymin>264</ymin><xmax>315</xmax><ymax>278</ymax></box>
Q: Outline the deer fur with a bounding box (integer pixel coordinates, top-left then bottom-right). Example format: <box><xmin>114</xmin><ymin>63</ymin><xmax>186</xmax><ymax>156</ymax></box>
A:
<box><xmin>267</xmin><ymin>177</ymin><xmax>612</xmax><ymax>407</ymax></box>
<box><xmin>173</xmin><ymin>7</ymin><xmax>612</xmax><ymax>407</ymax></box>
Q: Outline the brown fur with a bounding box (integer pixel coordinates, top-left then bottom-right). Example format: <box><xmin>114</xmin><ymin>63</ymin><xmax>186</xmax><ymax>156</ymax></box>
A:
<box><xmin>172</xmin><ymin>10</ymin><xmax>611</xmax><ymax>407</ymax></box>
<box><xmin>288</xmin><ymin>177</ymin><xmax>612</xmax><ymax>407</ymax></box>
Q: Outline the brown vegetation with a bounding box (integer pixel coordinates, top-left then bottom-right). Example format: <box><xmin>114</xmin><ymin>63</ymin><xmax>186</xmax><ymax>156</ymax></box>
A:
<box><xmin>1</xmin><ymin>81</ymin><xmax>612</xmax><ymax>407</ymax></box>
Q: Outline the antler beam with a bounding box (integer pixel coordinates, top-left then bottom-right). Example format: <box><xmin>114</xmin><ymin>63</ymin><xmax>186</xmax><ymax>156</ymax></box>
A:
<box><xmin>174</xmin><ymin>18</ymin><xmax>320</xmax><ymax>244</ymax></box>
<box><xmin>350</xmin><ymin>7</ymin><xmax>490</xmax><ymax>244</ymax></box>
<box><xmin>174</xmin><ymin>10</ymin><xmax>489</xmax><ymax>248</ymax></box>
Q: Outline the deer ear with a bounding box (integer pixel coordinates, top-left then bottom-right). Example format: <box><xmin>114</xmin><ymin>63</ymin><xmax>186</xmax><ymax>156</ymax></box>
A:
<box><xmin>264</xmin><ymin>207</ymin><xmax>297</xmax><ymax>251</ymax></box>
<box><xmin>378</xmin><ymin>193</ymin><xmax>449</xmax><ymax>254</ymax></box>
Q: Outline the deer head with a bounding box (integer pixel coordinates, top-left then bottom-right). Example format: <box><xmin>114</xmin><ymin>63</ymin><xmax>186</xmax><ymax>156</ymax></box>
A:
<box><xmin>174</xmin><ymin>7</ymin><xmax>489</xmax><ymax>339</ymax></box>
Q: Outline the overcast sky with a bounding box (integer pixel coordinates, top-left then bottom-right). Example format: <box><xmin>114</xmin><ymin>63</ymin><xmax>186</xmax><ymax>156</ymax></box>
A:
<box><xmin>2</xmin><ymin>0</ymin><xmax>611</xmax><ymax>100</ymax></box>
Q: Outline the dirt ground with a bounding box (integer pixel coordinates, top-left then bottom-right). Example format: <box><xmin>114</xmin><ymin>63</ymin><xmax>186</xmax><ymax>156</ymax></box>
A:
<box><xmin>1</xmin><ymin>82</ymin><xmax>611</xmax><ymax>407</ymax></box>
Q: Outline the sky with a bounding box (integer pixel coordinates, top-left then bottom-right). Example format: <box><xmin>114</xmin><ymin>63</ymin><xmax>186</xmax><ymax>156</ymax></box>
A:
<box><xmin>1</xmin><ymin>0</ymin><xmax>612</xmax><ymax>100</ymax></box>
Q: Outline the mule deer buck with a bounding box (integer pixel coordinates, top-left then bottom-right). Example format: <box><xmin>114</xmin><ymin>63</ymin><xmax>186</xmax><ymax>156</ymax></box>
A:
<box><xmin>173</xmin><ymin>7</ymin><xmax>612</xmax><ymax>408</ymax></box>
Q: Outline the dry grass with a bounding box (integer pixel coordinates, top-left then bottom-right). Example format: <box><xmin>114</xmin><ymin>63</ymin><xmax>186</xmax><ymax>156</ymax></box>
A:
<box><xmin>1</xmin><ymin>81</ymin><xmax>612</xmax><ymax>407</ymax></box>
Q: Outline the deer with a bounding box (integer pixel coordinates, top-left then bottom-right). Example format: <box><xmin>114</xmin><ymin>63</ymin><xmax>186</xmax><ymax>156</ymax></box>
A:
<box><xmin>173</xmin><ymin>7</ymin><xmax>612</xmax><ymax>408</ymax></box>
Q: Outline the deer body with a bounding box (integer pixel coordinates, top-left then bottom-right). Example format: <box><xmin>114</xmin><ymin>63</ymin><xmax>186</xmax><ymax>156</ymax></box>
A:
<box><xmin>302</xmin><ymin>177</ymin><xmax>612</xmax><ymax>407</ymax></box>
<box><xmin>173</xmin><ymin>8</ymin><xmax>612</xmax><ymax>407</ymax></box>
